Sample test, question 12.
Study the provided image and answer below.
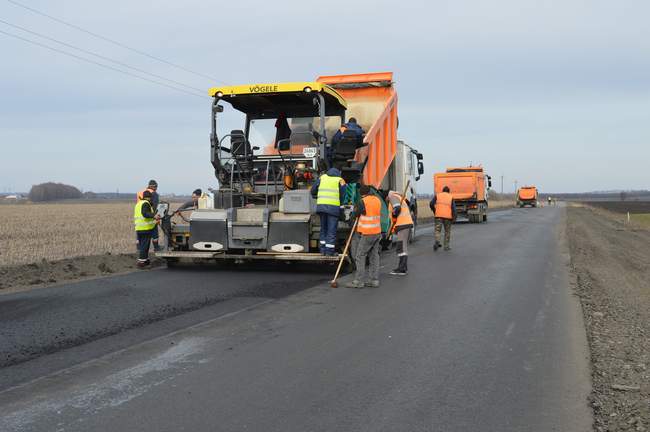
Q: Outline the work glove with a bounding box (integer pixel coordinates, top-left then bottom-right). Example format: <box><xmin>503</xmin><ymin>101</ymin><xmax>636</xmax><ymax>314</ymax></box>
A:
<box><xmin>392</xmin><ymin>206</ymin><xmax>401</xmax><ymax>219</ymax></box>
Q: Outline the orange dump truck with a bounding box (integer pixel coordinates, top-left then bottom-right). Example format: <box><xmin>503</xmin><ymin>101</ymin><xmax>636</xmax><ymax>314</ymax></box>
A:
<box><xmin>433</xmin><ymin>166</ymin><xmax>492</xmax><ymax>223</ymax></box>
<box><xmin>517</xmin><ymin>186</ymin><xmax>538</xmax><ymax>207</ymax></box>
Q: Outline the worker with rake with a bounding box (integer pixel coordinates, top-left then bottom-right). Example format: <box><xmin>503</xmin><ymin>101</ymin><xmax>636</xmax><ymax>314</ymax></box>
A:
<box><xmin>346</xmin><ymin>184</ymin><xmax>382</xmax><ymax>288</ymax></box>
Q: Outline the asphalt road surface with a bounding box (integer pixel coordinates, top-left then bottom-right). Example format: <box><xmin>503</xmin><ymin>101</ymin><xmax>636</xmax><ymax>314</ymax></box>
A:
<box><xmin>0</xmin><ymin>206</ymin><xmax>592</xmax><ymax>431</ymax></box>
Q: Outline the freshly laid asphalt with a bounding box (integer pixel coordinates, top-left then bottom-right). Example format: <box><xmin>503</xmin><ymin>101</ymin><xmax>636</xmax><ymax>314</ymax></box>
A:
<box><xmin>0</xmin><ymin>206</ymin><xmax>592</xmax><ymax>431</ymax></box>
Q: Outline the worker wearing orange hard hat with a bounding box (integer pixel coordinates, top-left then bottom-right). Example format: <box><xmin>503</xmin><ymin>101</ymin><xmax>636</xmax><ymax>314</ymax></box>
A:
<box><xmin>136</xmin><ymin>180</ymin><xmax>161</xmax><ymax>251</ymax></box>
<box><xmin>134</xmin><ymin>190</ymin><xmax>158</xmax><ymax>267</ymax></box>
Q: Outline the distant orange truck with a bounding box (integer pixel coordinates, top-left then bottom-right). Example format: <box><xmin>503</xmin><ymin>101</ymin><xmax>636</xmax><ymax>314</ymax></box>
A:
<box><xmin>517</xmin><ymin>186</ymin><xmax>538</xmax><ymax>207</ymax></box>
<box><xmin>433</xmin><ymin>166</ymin><xmax>492</xmax><ymax>223</ymax></box>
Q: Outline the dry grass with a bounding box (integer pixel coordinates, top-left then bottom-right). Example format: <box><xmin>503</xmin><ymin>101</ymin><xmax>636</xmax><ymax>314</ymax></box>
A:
<box><xmin>631</xmin><ymin>213</ymin><xmax>650</xmax><ymax>227</ymax></box>
<box><xmin>0</xmin><ymin>202</ymin><xmax>136</xmax><ymax>266</ymax></box>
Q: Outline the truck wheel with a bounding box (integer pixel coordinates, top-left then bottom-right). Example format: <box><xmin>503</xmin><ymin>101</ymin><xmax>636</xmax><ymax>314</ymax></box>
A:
<box><xmin>483</xmin><ymin>213</ymin><xmax>488</xmax><ymax>222</ymax></box>
<box><xmin>409</xmin><ymin>221</ymin><xmax>416</xmax><ymax>243</ymax></box>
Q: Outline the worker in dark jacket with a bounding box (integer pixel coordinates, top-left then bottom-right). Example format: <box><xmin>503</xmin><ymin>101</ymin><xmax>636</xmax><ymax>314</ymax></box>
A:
<box><xmin>311</xmin><ymin>168</ymin><xmax>346</xmax><ymax>256</ymax></box>
<box><xmin>137</xmin><ymin>180</ymin><xmax>161</xmax><ymax>251</ymax></box>
<box><xmin>134</xmin><ymin>190</ymin><xmax>158</xmax><ymax>267</ymax></box>
<box><xmin>176</xmin><ymin>189</ymin><xmax>202</xmax><ymax>212</ymax></box>
<box><xmin>429</xmin><ymin>186</ymin><xmax>456</xmax><ymax>251</ymax></box>
<box><xmin>332</xmin><ymin>117</ymin><xmax>365</xmax><ymax>147</ymax></box>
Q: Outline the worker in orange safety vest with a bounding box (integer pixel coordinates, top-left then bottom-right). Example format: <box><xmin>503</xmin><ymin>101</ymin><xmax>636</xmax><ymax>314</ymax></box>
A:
<box><xmin>429</xmin><ymin>186</ymin><xmax>456</xmax><ymax>251</ymax></box>
<box><xmin>346</xmin><ymin>184</ymin><xmax>382</xmax><ymax>289</ymax></box>
<box><xmin>386</xmin><ymin>190</ymin><xmax>414</xmax><ymax>275</ymax></box>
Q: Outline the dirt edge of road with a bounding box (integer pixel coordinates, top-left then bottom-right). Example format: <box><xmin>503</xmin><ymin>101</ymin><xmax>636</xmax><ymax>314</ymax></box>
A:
<box><xmin>0</xmin><ymin>254</ymin><xmax>164</xmax><ymax>294</ymax></box>
<box><xmin>567</xmin><ymin>205</ymin><xmax>650</xmax><ymax>431</ymax></box>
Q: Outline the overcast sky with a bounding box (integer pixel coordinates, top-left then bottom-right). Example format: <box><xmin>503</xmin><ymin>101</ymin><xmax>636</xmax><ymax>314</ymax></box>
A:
<box><xmin>1</xmin><ymin>0</ymin><xmax>648</xmax><ymax>194</ymax></box>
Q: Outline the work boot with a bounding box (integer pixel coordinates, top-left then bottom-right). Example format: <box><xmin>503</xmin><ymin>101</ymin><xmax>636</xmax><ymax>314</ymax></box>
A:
<box><xmin>136</xmin><ymin>260</ymin><xmax>149</xmax><ymax>268</ymax></box>
<box><xmin>390</xmin><ymin>256</ymin><xmax>407</xmax><ymax>275</ymax></box>
<box><xmin>444</xmin><ymin>245</ymin><xmax>451</xmax><ymax>251</ymax></box>
<box><xmin>365</xmin><ymin>280</ymin><xmax>380</xmax><ymax>288</ymax></box>
<box><xmin>345</xmin><ymin>279</ymin><xmax>364</xmax><ymax>289</ymax></box>
<box><xmin>433</xmin><ymin>241</ymin><xmax>441</xmax><ymax>251</ymax></box>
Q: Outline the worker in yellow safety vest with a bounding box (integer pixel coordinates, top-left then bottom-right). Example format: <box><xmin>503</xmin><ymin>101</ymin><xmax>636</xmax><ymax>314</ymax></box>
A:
<box><xmin>429</xmin><ymin>186</ymin><xmax>456</xmax><ymax>251</ymax></box>
<box><xmin>311</xmin><ymin>168</ymin><xmax>346</xmax><ymax>256</ymax></box>
<box><xmin>134</xmin><ymin>190</ymin><xmax>159</xmax><ymax>267</ymax></box>
<box><xmin>346</xmin><ymin>184</ymin><xmax>382</xmax><ymax>288</ymax></box>
<box><xmin>136</xmin><ymin>179</ymin><xmax>161</xmax><ymax>251</ymax></box>
<box><xmin>387</xmin><ymin>190</ymin><xmax>414</xmax><ymax>275</ymax></box>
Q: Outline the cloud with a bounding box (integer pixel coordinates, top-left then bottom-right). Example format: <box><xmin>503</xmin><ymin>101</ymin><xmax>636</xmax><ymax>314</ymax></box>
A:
<box><xmin>1</xmin><ymin>0</ymin><xmax>649</xmax><ymax>193</ymax></box>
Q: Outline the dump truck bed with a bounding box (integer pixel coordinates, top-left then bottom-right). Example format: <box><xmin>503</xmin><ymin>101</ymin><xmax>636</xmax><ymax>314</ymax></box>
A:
<box><xmin>317</xmin><ymin>72</ymin><xmax>397</xmax><ymax>188</ymax></box>
<box><xmin>434</xmin><ymin>172</ymin><xmax>487</xmax><ymax>202</ymax></box>
<box><xmin>518</xmin><ymin>187</ymin><xmax>538</xmax><ymax>201</ymax></box>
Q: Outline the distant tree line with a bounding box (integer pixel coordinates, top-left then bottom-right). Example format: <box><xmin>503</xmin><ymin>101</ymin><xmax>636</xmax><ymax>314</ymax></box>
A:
<box><xmin>28</xmin><ymin>182</ymin><xmax>82</xmax><ymax>202</ymax></box>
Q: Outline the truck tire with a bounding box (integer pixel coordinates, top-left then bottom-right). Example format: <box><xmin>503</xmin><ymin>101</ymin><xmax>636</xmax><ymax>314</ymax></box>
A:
<box><xmin>483</xmin><ymin>213</ymin><xmax>488</xmax><ymax>222</ymax></box>
<box><xmin>409</xmin><ymin>212</ymin><xmax>417</xmax><ymax>243</ymax></box>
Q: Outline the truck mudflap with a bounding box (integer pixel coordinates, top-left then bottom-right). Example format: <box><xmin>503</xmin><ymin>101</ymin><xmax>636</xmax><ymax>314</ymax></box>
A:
<box><xmin>155</xmin><ymin>250</ymin><xmax>344</xmax><ymax>263</ymax></box>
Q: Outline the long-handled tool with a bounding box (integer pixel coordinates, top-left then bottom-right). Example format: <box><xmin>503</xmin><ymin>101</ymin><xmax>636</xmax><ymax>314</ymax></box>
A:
<box><xmin>330</xmin><ymin>217</ymin><xmax>359</xmax><ymax>288</ymax></box>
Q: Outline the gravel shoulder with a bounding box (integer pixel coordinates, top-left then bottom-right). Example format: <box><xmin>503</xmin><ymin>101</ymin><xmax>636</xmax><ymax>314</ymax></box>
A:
<box><xmin>567</xmin><ymin>205</ymin><xmax>650</xmax><ymax>431</ymax></box>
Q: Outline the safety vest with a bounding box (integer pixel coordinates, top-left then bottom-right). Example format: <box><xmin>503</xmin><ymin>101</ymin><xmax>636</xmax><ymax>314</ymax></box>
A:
<box><xmin>389</xmin><ymin>193</ymin><xmax>414</xmax><ymax>231</ymax></box>
<box><xmin>316</xmin><ymin>174</ymin><xmax>342</xmax><ymax>207</ymax></box>
<box><xmin>357</xmin><ymin>195</ymin><xmax>382</xmax><ymax>235</ymax></box>
<box><xmin>134</xmin><ymin>200</ymin><xmax>156</xmax><ymax>231</ymax></box>
<box><xmin>435</xmin><ymin>192</ymin><xmax>453</xmax><ymax>220</ymax></box>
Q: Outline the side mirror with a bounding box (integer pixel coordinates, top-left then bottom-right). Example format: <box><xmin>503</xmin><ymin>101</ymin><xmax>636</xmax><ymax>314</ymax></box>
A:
<box><xmin>216</xmin><ymin>105</ymin><xmax>224</xmax><ymax>113</ymax></box>
<box><xmin>252</xmin><ymin>146</ymin><xmax>260</xmax><ymax>151</ymax></box>
<box><xmin>416</xmin><ymin>152</ymin><xmax>423</xmax><ymax>161</ymax></box>
<box><xmin>488</xmin><ymin>180</ymin><xmax>492</xmax><ymax>188</ymax></box>
<box><xmin>278</xmin><ymin>139</ymin><xmax>290</xmax><ymax>152</ymax></box>
<box><xmin>417</xmin><ymin>161</ymin><xmax>424</xmax><ymax>176</ymax></box>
